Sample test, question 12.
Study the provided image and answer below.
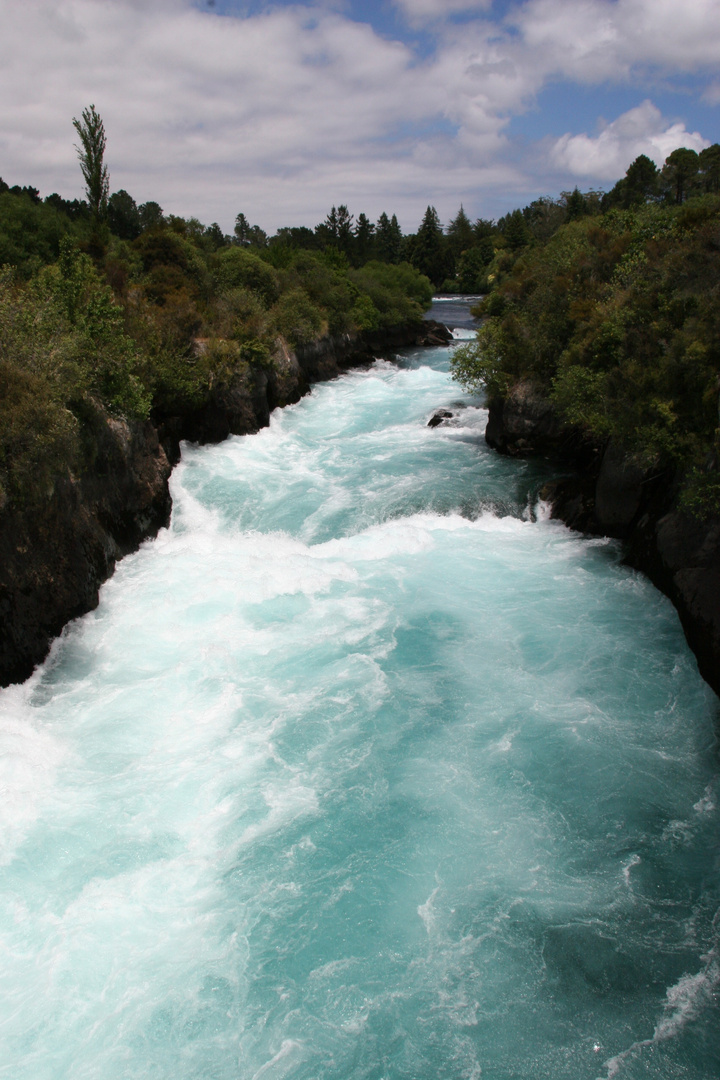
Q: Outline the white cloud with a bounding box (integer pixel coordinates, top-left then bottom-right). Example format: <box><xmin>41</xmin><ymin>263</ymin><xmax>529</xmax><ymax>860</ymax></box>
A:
<box><xmin>392</xmin><ymin>0</ymin><xmax>490</xmax><ymax>24</ymax></box>
<box><xmin>0</xmin><ymin>0</ymin><xmax>522</xmax><ymax>231</ymax></box>
<box><xmin>550</xmin><ymin>100</ymin><xmax>710</xmax><ymax>180</ymax></box>
<box><xmin>513</xmin><ymin>0</ymin><xmax>720</xmax><ymax>82</ymax></box>
<box><xmin>0</xmin><ymin>0</ymin><xmax>717</xmax><ymax>232</ymax></box>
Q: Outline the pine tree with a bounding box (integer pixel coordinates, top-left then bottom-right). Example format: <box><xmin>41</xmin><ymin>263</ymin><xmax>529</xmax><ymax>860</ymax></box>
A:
<box><xmin>446</xmin><ymin>205</ymin><xmax>473</xmax><ymax>260</ymax></box>
<box><xmin>336</xmin><ymin>205</ymin><xmax>354</xmax><ymax>254</ymax></box>
<box><xmin>376</xmin><ymin>213</ymin><xmax>402</xmax><ymax>263</ymax></box>
<box><xmin>235</xmin><ymin>212</ymin><xmax>251</xmax><ymax>244</ymax></box>
<box><xmin>410</xmin><ymin>206</ymin><xmax>450</xmax><ymax>285</ymax></box>
<box><xmin>354</xmin><ymin>213</ymin><xmax>375</xmax><ymax>262</ymax></box>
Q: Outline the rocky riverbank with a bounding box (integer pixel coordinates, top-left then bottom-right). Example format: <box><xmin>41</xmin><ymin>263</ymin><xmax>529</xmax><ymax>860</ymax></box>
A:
<box><xmin>485</xmin><ymin>380</ymin><xmax>720</xmax><ymax>699</ymax></box>
<box><xmin>0</xmin><ymin>320</ymin><xmax>451</xmax><ymax>687</ymax></box>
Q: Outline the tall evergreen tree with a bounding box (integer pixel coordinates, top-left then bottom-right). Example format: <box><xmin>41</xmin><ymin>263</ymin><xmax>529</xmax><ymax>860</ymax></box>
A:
<box><xmin>500</xmin><ymin>209</ymin><xmax>531</xmax><ymax>251</ymax></box>
<box><xmin>354</xmin><ymin>213</ymin><xmax>375</xmax><ymax>262</ymax></box>
<box><xmin>325</xmin><ymin>206</ymin><xmax>339</xmax><ymax>240</ymax></box>
<box><xmin>336</xmin><ymin>205</ymin><xmax>354</xmax><ymax>254</ymax></box>
<box><xmin>235</xmin><ymin>212</ymin><xmax>251</xmax><ymax>244</ymax></box>
<box><xmin>376</xmin><ymin>212</ymin><xmax>402</xmax><ymax>262</ymax></box>
<box><xmin>564</xmin><ymin>188</ymin><xmax>589</xmax><ymax>221</ymax></box>
<box><xmin>446</xmin><ymin>205</ymin><xmax>473</xmax><ymax>260</ymax></box>
<box><xmin>410</xmin><ymin>206</ymin><xmax>450</xmax><ymax>285</ymax></box>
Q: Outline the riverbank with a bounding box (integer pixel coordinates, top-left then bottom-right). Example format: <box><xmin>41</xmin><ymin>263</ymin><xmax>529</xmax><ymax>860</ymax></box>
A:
<box><xmin>485</xmin><ymin>379</ymin><xmax>720</xmax><ymax>698</ymax></box>
<box><xmin>0</xmin><ymin>320</ymin><xmax>451</xmax><ymax>687</ymax></box>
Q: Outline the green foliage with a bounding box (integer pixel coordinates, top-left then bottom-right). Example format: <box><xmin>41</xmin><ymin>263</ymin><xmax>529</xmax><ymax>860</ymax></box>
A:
<box><xmin>678</xmin><ymin>466</ymin><xmax>720</xmax><ymax>519</ymax></box>
<box><xmin>550</xmin><ymin>366</ymin><xmax>609</xmax><ymax>433</ymax></box>
<box><xmin>0</xmin><ymin>191</ymin><xmax>79</xmax><ymax>277</ymax></box>
<box><xmin>349</xmin><ymin>261</ymin><xmax>432</xmax><ymax>326</ymax></box>
<box><xmin>452</xmin><ymin>187</ymin><xmax>720</xmax><ymax>481</ymax></box>
<box><xmin>214</xmin><ymin>246</ymin><xmax>280</xmax><ymax>306</ymax></box>
<box><xmin>271</xmin><ymin>288</ymin><xmax>324</xmax><ymax>346</ymax></box>
<box><xmin>37</xmin><ymin>240</ymin><xmax>151</xmax><ymax>419</ymax></box>
<box><xmin>450</xmin><ymin>320</ymin><xmax>514</xmax><ymax>398</ymax></box>
<box><xmin>0</xmin><ymin>253</ymin><xmax>148</xmax><ymax>503</ymax></box>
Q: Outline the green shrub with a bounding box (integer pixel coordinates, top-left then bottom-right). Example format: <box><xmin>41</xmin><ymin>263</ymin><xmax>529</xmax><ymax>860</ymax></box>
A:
<box><xmin>214</xmin><ymin>247</ymin><xmax>280</xmax><ymax>307</ymax></box>
<box><xmin>271</xmin><ymin>288</ymin><xmax>324</xmax><ymax>347</ymax></box>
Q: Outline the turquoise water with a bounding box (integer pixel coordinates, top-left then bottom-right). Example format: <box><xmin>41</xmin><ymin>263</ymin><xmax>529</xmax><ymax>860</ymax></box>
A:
<box><xmin>1</xmin><ymin>334</ymin><xmax>719</xmax><ymax>1080</ymax></box>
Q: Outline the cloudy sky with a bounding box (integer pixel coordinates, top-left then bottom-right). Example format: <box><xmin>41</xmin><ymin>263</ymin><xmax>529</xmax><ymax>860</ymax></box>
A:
<box><xmin>0</xmin><ymin>0</ymin><xmax>718</xmax><ymax>233</ymax></box>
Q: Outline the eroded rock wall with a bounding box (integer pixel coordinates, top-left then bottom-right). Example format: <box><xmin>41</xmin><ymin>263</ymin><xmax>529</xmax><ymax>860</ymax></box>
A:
<box><xmin>485</xmin><ymin>382</ymin><xmax>720</xmax><ymax>698</ymax></box>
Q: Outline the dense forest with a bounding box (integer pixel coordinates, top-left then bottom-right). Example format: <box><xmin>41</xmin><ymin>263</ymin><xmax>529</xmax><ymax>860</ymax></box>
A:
<box><xmin>450</xmin><ymin>147</ymin><xmax>720</xmax><ymax>516</ymax></box>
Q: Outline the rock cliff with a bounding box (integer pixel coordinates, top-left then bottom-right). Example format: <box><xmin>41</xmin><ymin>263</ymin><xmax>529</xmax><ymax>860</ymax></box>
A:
<box><xmin>485</xmin><ymin>381</ymin><xmax>720</xmax><ymax>698</ymax></box>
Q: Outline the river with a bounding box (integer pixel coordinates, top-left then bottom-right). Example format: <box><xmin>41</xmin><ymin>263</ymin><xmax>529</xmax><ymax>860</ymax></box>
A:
<box><xmin>1</xmin><ymin>299</ymin><xmax>718</xmax><ymax>1079</ymax></box>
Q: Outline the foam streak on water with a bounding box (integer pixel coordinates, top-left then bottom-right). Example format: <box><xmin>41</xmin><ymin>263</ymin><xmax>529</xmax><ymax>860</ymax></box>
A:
<box><xmin>1</xmin><ymin>341</ymin><xmax>719</xmax><ymax>1080</ymax></box>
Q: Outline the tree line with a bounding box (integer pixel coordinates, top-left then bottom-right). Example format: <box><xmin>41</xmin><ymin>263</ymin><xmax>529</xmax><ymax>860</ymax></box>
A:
<box><xmin>0</xmin><ymin>107</ymin><xmax>434</xmax><ymax>509</ymax></box>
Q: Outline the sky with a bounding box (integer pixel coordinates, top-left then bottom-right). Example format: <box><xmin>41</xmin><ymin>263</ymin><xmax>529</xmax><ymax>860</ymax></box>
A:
<box><xmin>0</xmin><ymin>0</ymin><xmax>718</xmax><ymax>234</ymax></box>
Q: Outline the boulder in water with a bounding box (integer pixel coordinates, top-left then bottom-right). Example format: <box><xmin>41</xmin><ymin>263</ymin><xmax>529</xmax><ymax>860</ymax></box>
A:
<box><xmin>428</xmin><ymin>409</ymin><xmax>453</xmax><ymax>428</ymax></box>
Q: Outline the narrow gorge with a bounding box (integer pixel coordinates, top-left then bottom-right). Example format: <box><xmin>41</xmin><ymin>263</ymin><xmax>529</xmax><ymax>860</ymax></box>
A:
<box><xmin>1</xmin><ymin>300</ymin><xmax>717</xmax><ymax>1080</ymax></box>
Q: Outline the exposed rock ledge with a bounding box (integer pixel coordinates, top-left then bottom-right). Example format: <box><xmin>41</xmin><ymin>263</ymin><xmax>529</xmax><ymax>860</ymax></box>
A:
<box><xmin>0</xmin><ymin>320</ymin><xmax>451</xmax><ymax>688</ymax></box>
<box><xmin>485</xmin><ymin>380</ymin><xmax>720</xmax><ymax>699</ymax></box>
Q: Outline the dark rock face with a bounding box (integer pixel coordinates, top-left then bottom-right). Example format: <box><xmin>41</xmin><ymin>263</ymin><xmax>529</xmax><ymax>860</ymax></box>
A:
<box><xmin>487</xmin><ymin>383</ymin><xmax>720</xmax><ymax>698</ymax></box>
<box><xmin>0</xmin><ymin>414</ymin><xmax>172</xmax><ymax>687</ymax></box>
<box><xmin>0</xmin><ymin>321</ymin><xmax>433</xmax><ymax>687</ymax></box>
<box><xmin>485</xmin><ymin>381</ymin><xmax>568</xmax><ymax>455</ymax></box>
<box><xmin>594</xmin><ymin>441</ymin><xmax>650</xmax><ymax>533</ymax></box>
<box><xmin>627</xmin><ymin>508</ymin><xmax>720</xmax><ymax>698</ymax></box>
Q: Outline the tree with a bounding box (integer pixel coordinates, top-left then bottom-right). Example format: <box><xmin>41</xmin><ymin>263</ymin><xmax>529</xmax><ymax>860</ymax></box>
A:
<box><xmin>623</xmin><ymin>155</ymin><xmax>659</xmax><ymax>205</ymax></box>
<box><xmin>354</xmin><ymin>212</ymin><xmax>375</xmax><ymax>262</ymax></box>
<box><xmin>376</xmin><ymin>212</ymin><xmax>402</xmax><ymax>263</ymax></box>
<box><xmin>661</xmin><ymin>148</ymin><xmax>700</xmax><ymax>204</ymax></box>
<box><xmin>137</xmin><ymin>201</ymin><xmax>164</xmax><ymax>230</ymax></box>
<box><xmin>500</xmin><ymin>208</ymin><xmax>531</xmax><ymax>251</ymax></box>
<box><xmin>234</xmin><ymin>212</ymin><xmax>251</xmax><ymax>244</ymax></box>
<box><xmin>446</xmin><ymin>205</ymin><xmax>473</xmax><ymax>260</ymax></box>
<box><xmin>324</xmin><ymin>206</ymin><xmax>339</xmax><ymax>241</ymax></box>
<box><xmin>564</xmin><ymin>187</ymin><xmax>589</xmax><ymax>222</ymax></box>
<box><xmin>204</xmin><ymin>222</ymin><xmax>228</xmax><ymax>250</ymax></box>
<box><xmin>72</xmin><ymin>105</ymin><xmax>109</xmax><ymax>222</ymax></box>
<box><xmin>107</xmin><ymin>189</ymin><xmax>140</xmax><ymax>239</ymax></box>
<box><xmin>473</xmin><ymin>217</ymin><xmax>495</xmax><ymax>240</ymax></box>
<box><xmin>336</xmin><ymin>205</ymin><xmax>354</xmax><ymax>254</ymax></box>
<box><xmin>409</xmin><ymin>206</ymin><xmax>450</xmax><ymax>285</ymax></box>
<box><xmin>699</xmin><ymin>144</ymin><xmax>720</xmax><ymax>194</ymax></box>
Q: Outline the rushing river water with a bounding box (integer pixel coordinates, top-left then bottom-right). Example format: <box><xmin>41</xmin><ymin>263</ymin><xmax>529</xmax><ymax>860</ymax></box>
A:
<box><xmin>1</xmin><ymin>301</ymin><xmax>719</xmax><ymax>1080</ymax></box>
